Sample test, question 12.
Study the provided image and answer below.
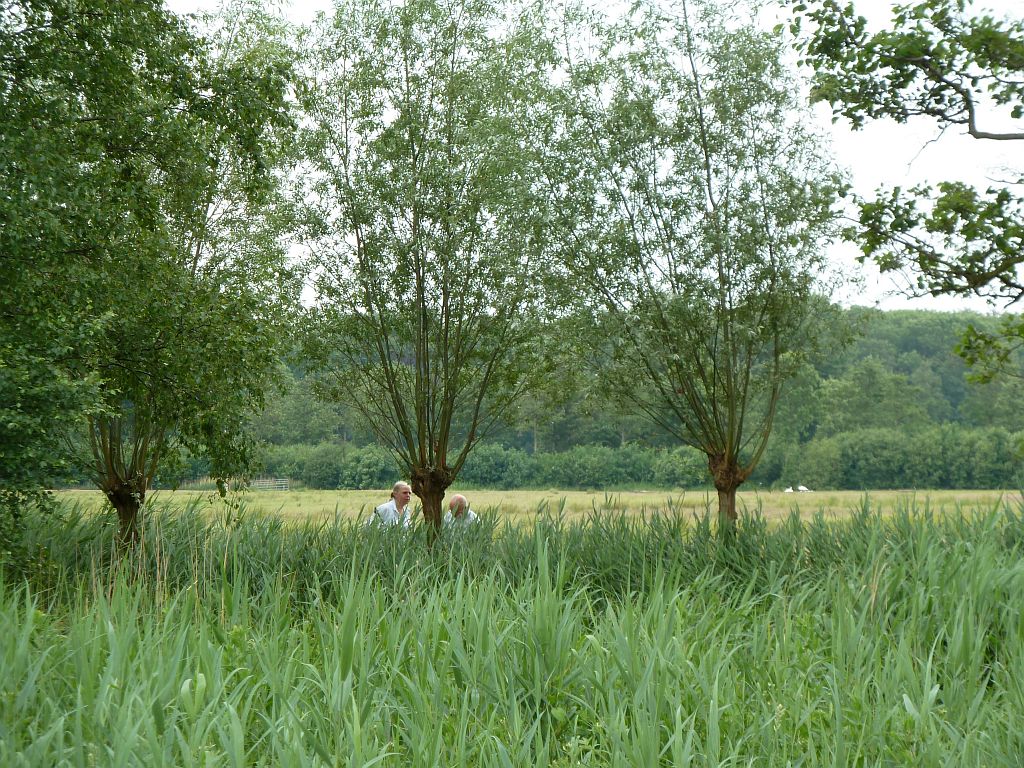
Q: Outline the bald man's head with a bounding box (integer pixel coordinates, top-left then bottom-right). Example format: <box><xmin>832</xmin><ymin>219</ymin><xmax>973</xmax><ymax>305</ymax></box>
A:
<box><xmin>448</xmin><ymin>494</ymin><xmax>469</xmax><ymax>517</ymax></box>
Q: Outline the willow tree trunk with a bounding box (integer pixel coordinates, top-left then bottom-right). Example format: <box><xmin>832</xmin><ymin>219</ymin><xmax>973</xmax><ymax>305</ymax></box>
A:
<box><xmin>715</xmin><ymin>485</ymin><xmax>738</xmax><ymax>527</ymax></box>
<box><xmin>708</xmin><ymin>452</ymin><xmax>748</xmax><ymax>530</ymax></box>
<box><xmin>104</xmin><ymin>482</ymin><xmax>146</xmax><ymax>548</ymax></box>
<box><xmin>411</xmin><ymin>465</ymin><xmax>453</xmax><ymax>543</ymax></box>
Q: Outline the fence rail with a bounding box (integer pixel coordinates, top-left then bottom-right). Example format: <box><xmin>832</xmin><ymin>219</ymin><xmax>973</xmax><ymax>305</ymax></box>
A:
<box><xmin>181</xmin><ymin>477</ymin><xmax>290</xmax><ymax>491</ymax></box>
<box><xmin>248</xmin><ymin>478</ymin><xmax>290</xmax><ymax>491</ymax></box>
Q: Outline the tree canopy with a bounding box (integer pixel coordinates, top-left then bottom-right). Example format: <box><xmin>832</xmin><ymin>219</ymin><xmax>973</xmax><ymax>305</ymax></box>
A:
<box><xmin>1</xmin><ymin>0</ymin><xmax>203</xmax><ymax>504</ymax></box>
<box><xmin>300</xmin><ymin>0</ymin><xmax>558</xmax><ymax>529</ymax></box>
<box><xmin>0</xmin><ymin>0</ymin><xmax>300</xmax><ymax>543</ymax></box>
<box><xmin>790</xmin><ymin>0</ymin><xmax>1023</xmax><ymax>374</ymax></box>
<box><xmin>548</xmin><ymin>0</ymin><xmax>842</xmax><ymax>522</ymax></box>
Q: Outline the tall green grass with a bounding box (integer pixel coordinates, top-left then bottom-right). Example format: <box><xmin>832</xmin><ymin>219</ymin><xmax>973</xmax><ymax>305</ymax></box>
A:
<box><xmin>3</xmin><ymin>496</ymin><xmax>1024</xmax><ymax>766</ymax></box>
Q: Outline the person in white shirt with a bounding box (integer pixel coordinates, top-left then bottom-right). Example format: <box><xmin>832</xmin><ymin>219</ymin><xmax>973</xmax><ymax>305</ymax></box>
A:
<box><xmin>442</xmin><ymin>494</ymin><xmax>479</xmax><ymax>527</ymax></box>
<box><xmin>367</xmin><ymin>481</ymin><xmax>414</xmax><ymax>528</ymax></box>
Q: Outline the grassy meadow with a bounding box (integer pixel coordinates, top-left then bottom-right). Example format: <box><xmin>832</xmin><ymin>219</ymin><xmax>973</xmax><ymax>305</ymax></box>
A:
<box><xmin>56</xmin><ymin>486</ymin><xmax>1023</xmax><ymax>524</ymax></box>
<box><xmin>4</xmin><ymin>493</ymin><xmax>1024</xmax><ymax>765</ymax></box>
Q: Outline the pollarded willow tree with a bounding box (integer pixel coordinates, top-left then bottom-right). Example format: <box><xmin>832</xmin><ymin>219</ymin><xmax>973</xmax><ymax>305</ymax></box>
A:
<box><xmin>1</xmin><ymin>1</ymin><xmax>299</xmax><ymax>549</ymax></box>
<box><xmin>73</xmin><ymin>3</ymin><xmax>301</xmax><ymax>546</ymax></box>
<box><xmin>1</xmin><ymin>0</ymin><xmax>182</xmax><ymax>523</ymax></box>
<box><xmin>301</xmin><ymin>0</ymin><xmax>557</xmax><ymax>530</ymax></box>
<box><xmin>548</xmin><ymin>0</ymin><xmax>842</xmax><ymax>523</ymax></box>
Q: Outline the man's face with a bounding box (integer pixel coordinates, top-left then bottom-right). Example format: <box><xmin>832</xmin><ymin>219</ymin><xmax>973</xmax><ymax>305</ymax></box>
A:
<box><xmin>396</xmin><ymin>486</ymin><xmax>412</xmax><ymax>506</ymax></box>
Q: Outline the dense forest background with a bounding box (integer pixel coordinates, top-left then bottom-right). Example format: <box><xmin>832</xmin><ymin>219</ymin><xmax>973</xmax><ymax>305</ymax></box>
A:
<box><xmin>139</xmin><ymin>307</ymin><xmax>1022</xmax><ymax>492</ymax></box>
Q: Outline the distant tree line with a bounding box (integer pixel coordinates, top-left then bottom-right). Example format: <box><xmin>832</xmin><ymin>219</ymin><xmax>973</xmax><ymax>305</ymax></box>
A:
<box><xmin>173</xmin><ymin>425</ymin><xmax>1022</xmax><ymax>492</ymax></box>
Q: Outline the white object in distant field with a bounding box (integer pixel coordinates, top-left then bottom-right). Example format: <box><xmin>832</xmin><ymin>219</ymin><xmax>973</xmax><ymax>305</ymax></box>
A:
<box><xmin>797</xmin><ymin>485</ymin><xmax>811</xmax><ymax>492</ymax></box>
<box><xmin>784</xmin><ymin>487</ymin><xmax>794</xmax><ymax>493</ymax></box>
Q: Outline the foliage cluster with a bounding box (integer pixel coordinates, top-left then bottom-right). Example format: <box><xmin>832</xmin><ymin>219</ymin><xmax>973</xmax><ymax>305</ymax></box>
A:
<box><xmin>254</xmin><ymin>442</ymin><xmax>706</xmax><ymax>491</ymax></box>
<box><xmin>3</xmin><ymin>497</ymin><xmax>1024</xmax><ymax>764</ymax></box>
<box><xmin>771</xmin><ymin>425</ymin><xmax>1023</xmax><ymax>490</ymax></box>
<box><xmin>1</xmin><ymin>0</ymin><xmax>299</xmax><ymax>546</ymax></box>
<box><xmin>790</xmin><ymin>0</ymin><xmax>1024</xmax><ymax>374</ymax></box>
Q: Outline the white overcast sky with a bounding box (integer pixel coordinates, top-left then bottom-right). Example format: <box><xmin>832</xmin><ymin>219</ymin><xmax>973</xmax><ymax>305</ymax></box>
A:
<box><xmin>166</xmin><ymin>0</ymin><xmax>1022</xmax><ymax>314</ymax></box>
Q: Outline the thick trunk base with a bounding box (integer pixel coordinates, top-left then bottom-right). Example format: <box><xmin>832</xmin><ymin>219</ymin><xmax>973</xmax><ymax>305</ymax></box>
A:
<box><xmin>104</xmin><ymin>484</ymin><xmax>146</xmax><ymax>549</ymax></box>
<box><xmin>707</xmin><ymin>453</ymin><xmax>748</xmax><ymax>531</ymax></box>
<box><xmin>716</xmin><ymin>486</ymin><xmax>737</xmax><ymax>523</ymax></box>
<box><xmin>411</xmin><ymin>466</ymin><xmax>453</xmax><ymax>542</ymax></box>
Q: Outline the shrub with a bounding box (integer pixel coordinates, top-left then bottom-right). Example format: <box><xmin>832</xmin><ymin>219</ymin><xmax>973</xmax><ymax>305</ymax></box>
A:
<box><xmin>340</xmin><ymin>445</ymin><xmax>400</xmax><ymax>489</ymax></box>
<box><xmin>651</xmin><ymin>446</ymin><xmax>707</xmax><ymax>488</ymax></box>
<box><xmin>262</xmin><ymin>443</ymin><xmax>314</xmax><ymax>481</ymax></box>
<box><xmin>460</xmin><ymin>444</ymin><xmax>533</xmax><ymax>489</ymax></box>
<box><xmin>962</xmin><ymin>428</ymin><xmax>1020</xmax><ymax>489</ymax></box>
<box><xmin>791</xmin><ymin>425</ymin><xmax>1022</xmax><ymax>490</ymax></box>
<box><xmin>797</xmin><ymin>436</ymin><xmax>842</xmax><ymax>490</ymax></box>
<box><xmin>536</xmin><ymin>446</ymin><xmax>614</xmax><ymax>488</ymax></box>
<box><xmin>302</xmin><ymin>443</ymin><xmax>347</xmax><ymax>489</ymax></box>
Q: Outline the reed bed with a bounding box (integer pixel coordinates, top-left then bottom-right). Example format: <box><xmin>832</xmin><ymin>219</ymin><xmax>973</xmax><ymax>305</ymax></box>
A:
<box><xmin>3</xmin><ymin>496</ymin><xmax>1024</xmax><ymax>766</ymax></box>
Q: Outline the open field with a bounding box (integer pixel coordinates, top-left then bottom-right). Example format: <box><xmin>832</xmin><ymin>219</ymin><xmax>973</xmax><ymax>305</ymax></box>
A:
<box><xmin>57</xmin><ymin>486</ymin><xmax>1023</xmax><ymax>523</ymax></box>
